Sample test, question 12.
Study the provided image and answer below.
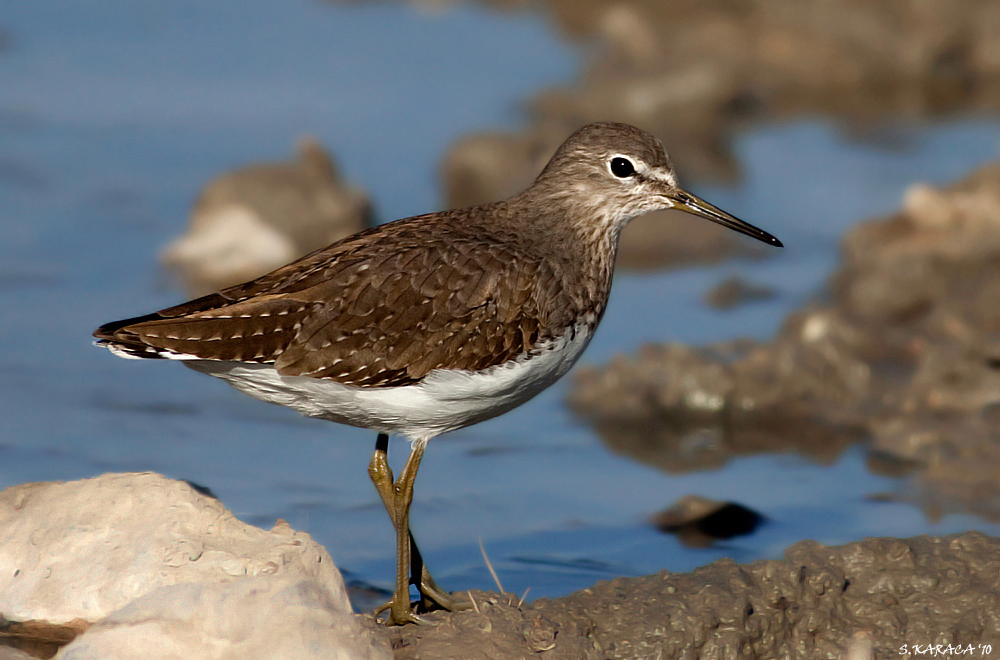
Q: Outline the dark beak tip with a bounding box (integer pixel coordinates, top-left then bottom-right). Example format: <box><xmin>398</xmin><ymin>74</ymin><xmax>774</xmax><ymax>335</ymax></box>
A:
<box><xmin>671</xmin><ymin>190</ymin><xmax>782</xmax><ymax>250</ymax></box>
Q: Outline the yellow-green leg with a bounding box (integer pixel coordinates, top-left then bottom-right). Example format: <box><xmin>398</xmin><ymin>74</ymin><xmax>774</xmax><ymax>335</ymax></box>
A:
<box><xmin>369</xmin><ymin>433</ymin><xmax>423</xmax><ymax>624</ymax></box>
<box><xmin>368</xmin><ymin>433</ymin><xmax>469</xmax><ymax>624</ymax></box>
<box><xmin>369</xmin><ymin>433</ymin><xmax>447</xmax><ymax>624</ymax></box>
<box><xmin>409</xmin><ymin>533</ymin><xmax>468</xmax><ymax>612</ymax></box>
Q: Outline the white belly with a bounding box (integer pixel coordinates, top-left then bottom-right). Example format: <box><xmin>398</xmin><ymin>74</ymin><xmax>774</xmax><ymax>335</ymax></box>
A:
<box><xmin>185</xmin><ymin>324</ymin><xmax>593</xmax><ymax>442</ymax></box>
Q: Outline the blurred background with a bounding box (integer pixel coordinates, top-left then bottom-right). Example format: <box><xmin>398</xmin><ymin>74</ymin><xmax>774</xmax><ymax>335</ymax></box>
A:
<box><xmin>3</xmin><ymin>0</ymin><xmax>1000</xmax><ymax>608</ymax></box>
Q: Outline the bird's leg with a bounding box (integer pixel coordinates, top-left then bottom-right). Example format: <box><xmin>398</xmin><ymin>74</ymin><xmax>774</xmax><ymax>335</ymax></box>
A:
<box><xmin>368</xmin><ymin>433</ymin><xmax>395</xmax><ymax>516</ymax></box>
<box><xmin>370</xmin><ymin>434</ymin><xmax>427</xmax><ymax>625</ymax></box>
<box><xmin>387</xmin><ymin>439</ymin><xmax>426</xmax><ymax>624</ymax></box>
<box><xmin>409</xmin><ymin>532</ymin><xmax>470</xmax><ymax>613</ymax></box>
<box><xmin>369</xmin><ymin>433</ymin><xmax>417</xmax><ymax>623</ymax></box>
<box><xmin>368</xmin><ymin>434</ymin><xmax>467</xmax><ymax>620</ymax></box>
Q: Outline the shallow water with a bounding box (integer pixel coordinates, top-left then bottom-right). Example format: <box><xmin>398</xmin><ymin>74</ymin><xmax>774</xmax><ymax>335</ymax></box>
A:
<box><xmin>2</xmin><ymin>1</ymin><xmax>1000</xmax><ymax>605</ymax></box>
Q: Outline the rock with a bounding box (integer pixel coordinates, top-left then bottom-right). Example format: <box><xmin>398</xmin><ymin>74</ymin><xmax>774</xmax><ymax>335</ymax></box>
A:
<box><xmin>441</xmin><ymin>129</ymin><xmax>560</xmax><ymax>211</ymax></box>
<box><xmin>53</xmin><ymin>577</ymin><xmax>390</xmax><ymax>660</ymax></box>
<box><xmin>569</xmin><ymin>329</ymin><xmax>869</xmax><ymax>472</ymax></box>
<box><xmin>162</xmin><ymin>137</ymin><xmax>371</xmax><ymax>296</ymax></box>
<box><xmin>0</xmin><ymin>473</ymin><xmax>349</xmax><ymax>626</ymax></box>
<box><xmin>652</xmin><ymin>494</ymin><xmax>765</xmax><ymax>547</ymax></box>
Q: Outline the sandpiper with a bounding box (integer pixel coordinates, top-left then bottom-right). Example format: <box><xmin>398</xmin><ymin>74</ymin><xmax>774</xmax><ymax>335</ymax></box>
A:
<box><xmin>94</xmin><ymin>122</ymin><xmax>782</xmax><ymax>624</ymax></box>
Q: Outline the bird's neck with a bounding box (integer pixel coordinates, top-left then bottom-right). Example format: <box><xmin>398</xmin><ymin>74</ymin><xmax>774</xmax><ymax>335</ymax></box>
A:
<box><xmin>501</xmin><ymin>189</ymin><xmax>623</xmax><ymax>325</ymax></box>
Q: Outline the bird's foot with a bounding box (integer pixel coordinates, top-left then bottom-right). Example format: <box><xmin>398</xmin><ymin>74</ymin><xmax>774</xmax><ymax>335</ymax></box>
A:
<box><xmin>415</xmin><ymin>579</ymin><xmax>472</xmax><ymax>614</ymax></box>
<box><xmin>373</xmin><ymin>596</ymin><xmax>427</xmax><ymax>625</ymax></box>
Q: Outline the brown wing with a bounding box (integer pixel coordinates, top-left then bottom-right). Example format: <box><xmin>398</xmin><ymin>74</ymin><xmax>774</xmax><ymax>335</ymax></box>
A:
<box><xmin>95</xmin><ymin>210</ymin><xmax>577</xmax><ymax>387</ymax></box>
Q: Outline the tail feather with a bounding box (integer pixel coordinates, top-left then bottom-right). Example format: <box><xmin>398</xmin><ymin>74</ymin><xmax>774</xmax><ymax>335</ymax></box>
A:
<box><xmin>94</xmin><ymin>292</ymin><xmax>233</xmax><ymax>360</ymax></box>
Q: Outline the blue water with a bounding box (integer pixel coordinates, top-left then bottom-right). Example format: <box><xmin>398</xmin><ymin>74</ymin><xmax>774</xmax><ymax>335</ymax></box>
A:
<box><xmin>2</xmin><ymin>0</ymin><xmax>1000</xmax><ymax>605</ymax></box>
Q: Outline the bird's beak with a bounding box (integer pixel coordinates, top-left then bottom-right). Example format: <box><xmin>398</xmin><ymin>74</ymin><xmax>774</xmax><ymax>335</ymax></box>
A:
<box><xmin>668</xmin><ymin>189</ymin><xmax>783</xmax><ymax>248</ymax></box>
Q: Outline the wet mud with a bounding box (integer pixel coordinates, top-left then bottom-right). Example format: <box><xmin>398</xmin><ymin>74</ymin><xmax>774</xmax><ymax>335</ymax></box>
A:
<box><xmin>376</xmin><ymin>532</ymin><xmax>1000</xmax><ymax>659</ymax></box>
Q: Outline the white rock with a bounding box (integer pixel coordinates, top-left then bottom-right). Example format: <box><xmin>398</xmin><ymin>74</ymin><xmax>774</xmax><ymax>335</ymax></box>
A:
<box><xmin>161</xmin><ymin>205</ymin><xmax>300</xmax><ymax>290</ymax></box>
<box><xmin>54</xmin><ymin>576</ymin><xmax>390</xmax><ymax>660</ymax></box>
<box><xmin>0</xmin><ymin>473</ymin><xmax>349</xmax><ymax>625</ymax></box>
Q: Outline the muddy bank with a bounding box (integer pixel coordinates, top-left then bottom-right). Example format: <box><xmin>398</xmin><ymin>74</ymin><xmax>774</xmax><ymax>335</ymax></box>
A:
<box><xmin>571</xmin><ymin>163</ymin><xmax>1000</xmax><ymax>520</ymax></box>
<box><xmin>376</xmin><ymin>532</ymin><xmax>1000</xmax><ymax>659</ymax></box>
<box><xmin>418</xmin><ymin>0</ymin><xmax>1000</xmax><ymax>268</ymax></box>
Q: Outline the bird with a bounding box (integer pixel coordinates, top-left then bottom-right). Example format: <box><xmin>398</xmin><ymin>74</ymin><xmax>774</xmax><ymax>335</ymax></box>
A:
<box><xmin>94</xmin><ymin>121</ymin><xmax>782</xmax><ymax>625</ymax></box>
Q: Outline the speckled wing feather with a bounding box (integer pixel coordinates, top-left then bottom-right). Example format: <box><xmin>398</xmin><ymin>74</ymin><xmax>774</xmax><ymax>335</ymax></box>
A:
<box><xmin>94</xmin><ymin>207</ymin><xmax>582</xmax><ymax>388</ymax></box>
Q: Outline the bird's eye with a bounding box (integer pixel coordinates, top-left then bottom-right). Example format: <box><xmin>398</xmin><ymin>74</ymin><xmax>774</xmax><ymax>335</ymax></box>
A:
<box><xmin>610</xmin><ymin>157</ymin><xmax>636</xmax><ymax>178</ymax></box>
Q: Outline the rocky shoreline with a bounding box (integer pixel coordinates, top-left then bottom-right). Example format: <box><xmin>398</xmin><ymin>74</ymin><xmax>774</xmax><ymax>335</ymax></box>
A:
<box><xmin>3</xmin><ymin>474</ymin><xmax>998</xmax><ymax>659</ymax></box>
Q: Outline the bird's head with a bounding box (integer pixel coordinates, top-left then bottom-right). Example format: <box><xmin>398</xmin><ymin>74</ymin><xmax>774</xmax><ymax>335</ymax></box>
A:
<box><xmin>531</xmin><ymin>122</ymin><xmax>782</xmax><ymax>248</ymax></box>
